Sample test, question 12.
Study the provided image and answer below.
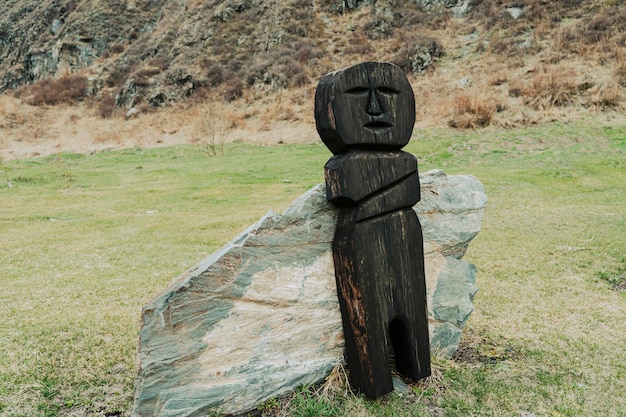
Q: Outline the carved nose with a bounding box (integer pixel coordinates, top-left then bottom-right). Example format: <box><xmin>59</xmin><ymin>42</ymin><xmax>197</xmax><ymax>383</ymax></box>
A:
<box><xmin>367</xmin><ymin>90</ymin><xmax>382</xmax><ymax>115</ymax></box>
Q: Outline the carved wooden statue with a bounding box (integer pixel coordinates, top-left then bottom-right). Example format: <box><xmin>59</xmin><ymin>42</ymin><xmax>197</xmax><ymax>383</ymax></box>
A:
<box><xmin>315</xmin><ymin>62</ymin><xmax>431</xmax><ymax>398</ymax></box>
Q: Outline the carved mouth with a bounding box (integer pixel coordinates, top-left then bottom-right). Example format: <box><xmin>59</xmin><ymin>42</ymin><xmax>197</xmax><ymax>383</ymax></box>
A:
<box><xmin>364</xmin><ymin>121</ymin><xmax>393</xmax><ymax>132</ymax></box>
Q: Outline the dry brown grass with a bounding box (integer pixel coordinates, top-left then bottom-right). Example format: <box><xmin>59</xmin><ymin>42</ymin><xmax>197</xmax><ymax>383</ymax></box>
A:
<box><xmin>1</xmin><ymin>1</ymin><xmax>626</xmax><ymax>158</ymax></box>
<box><xmin>0</xmin><ymin>95</ymin><xmax>28</xmax><ymax>129</ymax></box>
<box><xmin>590</xmin><ymin>83</ymin><xmax>624</xmax><ymax>109</ymax></box>
<box><xmin>514</xmin><ymin>65</ymin><xmax>579</xmax><ymax>110</ymax></box>
<box><xmin>449</xmin><ymin>92</ymin><xmax>503</xmax><ymax>129</ymax></box>
<box><xmin>95</xmin><ymin>91</ymin><xmax>118</xmax><ymax>118</ymax></box>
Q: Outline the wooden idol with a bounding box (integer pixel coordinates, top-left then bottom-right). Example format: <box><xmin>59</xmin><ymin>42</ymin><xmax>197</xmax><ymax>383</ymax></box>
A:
<box><xmin>315</xmin><ymin>62</ymin><xmax>431</xmax><ymax>398</ymax></box>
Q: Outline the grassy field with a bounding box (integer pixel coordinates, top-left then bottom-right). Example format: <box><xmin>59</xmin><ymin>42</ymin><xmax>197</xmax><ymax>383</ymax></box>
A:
<box><xmin>1</xmin><ymin>116</ymin><xmax>625</xmax><ymax>417</ymax></box>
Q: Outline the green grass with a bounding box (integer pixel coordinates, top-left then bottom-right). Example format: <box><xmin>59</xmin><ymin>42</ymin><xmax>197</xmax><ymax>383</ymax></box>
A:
<box><xmin>1</xmin><ymin>117</ymin><xmax>625</xmax><ymax>416</ymax></box>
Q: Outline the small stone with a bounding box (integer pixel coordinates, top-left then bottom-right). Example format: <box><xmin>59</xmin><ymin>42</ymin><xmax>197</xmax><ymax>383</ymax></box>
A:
<box><xmin>126</xmin><ymin>107</ymin><xmax>139</xmax><ymax>119</ymax></box>
<box><xmin>51</xmin><ymin>19</ymin><xmax>63</xmax><ymax>35</ymax></box>
<box><xmin>458</xmin><ymin>76</ymin><xmax>472</xmax><ymax>89</ymax></box>
<box><xmin>506</xmin><ymin>7</ymin><xmax>524</xmax><ymax>19</ymax></box>
<box><xmin>392</xmin><ymin>376</ymin><xmax>409</xmax><ymax>393</ymax></box>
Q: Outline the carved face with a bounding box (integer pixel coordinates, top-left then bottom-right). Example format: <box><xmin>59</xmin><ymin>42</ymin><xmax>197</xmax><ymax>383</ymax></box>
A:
<box><xmin>315</xmin><ymin>62</ymin><xmax>415</xmax><ymax>154</ymax></box>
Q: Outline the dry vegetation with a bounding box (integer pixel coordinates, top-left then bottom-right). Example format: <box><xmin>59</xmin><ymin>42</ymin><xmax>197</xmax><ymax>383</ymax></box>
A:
<box><xmin>1</xmin><ymin>0</ymin><xmax>625</xmax><ymax>159</ymax></box>
<box><xmin>12</xmin><ymin>74</ymin><xmax>89</xmax><ymax>106</ymax></box>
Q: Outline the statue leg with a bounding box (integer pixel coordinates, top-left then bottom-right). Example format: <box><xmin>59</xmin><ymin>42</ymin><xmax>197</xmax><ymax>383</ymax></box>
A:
<box><xmin>333</xmin><ymin>211</ymin><xmax>393</xmax><ymax>398</ymax></box>
<box><xmin>388</xmin><ymin>210</ymin><xmax>431</xmax><ymax>381</ymax></box>
<box><xmin>333</xmin><ymin>209</ymin><xmax>430</xmax><ymax>396</ymax></box>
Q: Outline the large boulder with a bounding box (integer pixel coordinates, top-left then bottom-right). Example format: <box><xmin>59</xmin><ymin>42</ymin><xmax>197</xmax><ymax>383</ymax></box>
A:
<box><xmin>132</xmin><ymin>169</ymin><xmax>486</xmax><ymax>417</ymax></box>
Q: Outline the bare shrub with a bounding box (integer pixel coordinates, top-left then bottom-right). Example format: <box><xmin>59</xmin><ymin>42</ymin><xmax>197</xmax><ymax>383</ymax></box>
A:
<box><xmin>205</xmin><ymin>63</ymin><xmax>233</xmax><ymax>88</ymax></box>
<box><xmin>518</xmin><ymin>66</ymin><xmax>578</xmax><ymax>109</ymax></box>
<box><xmin>345</xmin><ymin>42</ymin><xmax>374</xmax><ymax>56</ymax></box>
<box><xmin>488</xmin><ymin>69</ymin><xmax>508</xmax><ymax>86</ymax></box>
<box><xmin>276</xmin><ymin>55</ymin><xmax>305</xmax><ymax>82</ymax></box>
<box><xmin>244</xmin><ymin>51</ymin><xmax>306</xmax><ymax>91</ymax></box>
<box><xmin>149</xmin><ymin>57</ymin><xmax>169</xmax><ymax>71</ymax></box>
<box><xmin>290</xmin><ymin>38</ymin><xmax>322</xmax><ymax>63</ymax></box>
<box><xmin>615</xmin><ymin>54</ymin><xmax>626</xmax><ymax>87</ymax></box>
<box><xmin>58</xmin><ymin>75</ymin><xmax>87</xmax><ymax>98</ymax></box>
<box><xmin>221</xmin><ymin>78</ymin><xmax>244</xmax><ymax>102</ymax></box>
<box><xmin>105</xmin><ymin>61</ymin><xmax>134</xmax><ymax>88</ymax></box>
<box><xmin>133</xmin><ymin>67</ymin><xmax>162</xmax><ymax>87</ymax></box>
<box><xmin>109</xmin><ymin>43</ymin><xmax>126</xmax><ymax>54</ymax></box>
<box><xmin>191</xmin><ymin>103</ymin><xmax>230</xmax><ymax>156</ymax></box>
<box><xmin>97</xmin><ymin>93</ymin><xmax>117</xmax><ymax>118</ymax></box>
<box><xmin>16</xmin><ymin>74</ymin><xmax>88</xmax><ymax>106</ymax></box>
<box><xmin>244</xmin><ymin>59</ymin><xmax>272</xmax><ymax>87</ymax></box>
<box><xmin>22</xmin><ymin>80</ymin><xmax>52</xmax><ymax>105</ymax></box>
<box><xmin>583</xmin><ymin>11</ymin><xmax>613</xmax><ymax>44</ymax></box>
<box><xmin>490</xmin><ymin>37</ymin><xmax>518</xmax><ymax>56</ymax></box>
<box><xmin>290</xmin><ymin>73</ymin><xmax>309</xmax><ymax>87</ymax></box>
<box><xmin>449</xmin><ymin>93</ymin><xmax>500</xmax><ymax>129</ymax></box>
<box><xmin>591</xmin><ymin>84</ymin><xmax>623</xmax><ymax>109</ymax></box>
<box><xmin>566</xmin><ymin>5</ymin><xmax>626</xmax><ymax>53</ymax></box>
<box><xmin>553</xmin><ymin>27</ymin><xmax>579</xmax><ymax>53</ymax></box>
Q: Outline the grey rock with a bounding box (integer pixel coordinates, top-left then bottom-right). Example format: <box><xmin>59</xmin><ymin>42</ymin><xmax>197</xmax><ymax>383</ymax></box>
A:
<box><xmin>409</xmin><ymin>46</ymin><xmax>434</xmax><ymax>75</ymax></box>
<box><xmin>416</xmin><ymin>0</ymin><xmax>473</xmax><ymax>17</ymax></box>
<box><xmin>133</xmin><ymin>170</ymin><xmax>486</xmax><ymax>417</ymax></box>
<box><xmin>345</xmin><ymin>0</ymin><xmax>372</xmax><ymax>9</ymax></box>
<box><xmin>405</xmin><ymin>39</ymin><xmax>442</xmax><ymax>75</ymax></box>
<box><xmin>392</xmin><ymin>376</ymin><xmax>410</xmax><ymax>393</ymax></box>
<box><xmin>506</xmin><ymin>7</ymin><xmax>524</xmax><ymax>19</ymax></box>
<box><xmin>416</xmin><ymin>0</ymin><xmax>461</xmax><ymax>8</ymax></box>
<box><xmin>452</xmin><ymin>0</ymin><xmax>473</xmax><ymax>18</ymax></box>
<box><xmin>331</xmin><ymin>0</ymin><xmax>372</xmax><ymax>12</ymax></box>
<box><xmin>417</xmin><ymin>169</ymin><xmax>487</xmax><ymax>259</ymax></box>
<box><xmin>126</xmin><ymin>107</ymin><xmax>139</xmax><ymax>119</ymax></box>
<box><xmin>51</xmin><ymin>19</ymin><xmax>64</xmax><ymax>35</ymax></box>
<box><xmin>519</xmin><ymin>30</ymin><xmax>534</xmax><ymax>48</ymax></box>
<box><xmin>458</xmin><ymin>76</ymin><xmax>472</xmax><ymax>89</ymax></box>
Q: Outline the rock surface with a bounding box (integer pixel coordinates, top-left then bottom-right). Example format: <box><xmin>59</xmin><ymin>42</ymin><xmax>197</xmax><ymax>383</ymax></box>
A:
<box><xmin>416</xmin><ymin>0</ymin><xmax>473</xmax><ymax>17</ymax></box>
<box><xmin>132</xmin><ymin>169</ymin><xmax>486</xmax><ymax>417</ymax></box>
<box><xmin>0</xmin><ymin>1</ymin><xmax>453</xmax><ymax>103</ymax></box>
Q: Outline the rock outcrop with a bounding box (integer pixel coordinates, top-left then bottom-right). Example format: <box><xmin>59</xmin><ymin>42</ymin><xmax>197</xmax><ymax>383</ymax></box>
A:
<box><xmin>132</xmin><ymin>169</ymin><xmax>486</xmax><ymax>417</ymax></box>
<box><xmin>415</xmin><ymin>0</ymin><xmax>473</xmax><ymax>17</ymax></box>
<box><xmin>1</xmin><ymin>0</ymin><xmax>452</xmax><ymax>105</ymax></box>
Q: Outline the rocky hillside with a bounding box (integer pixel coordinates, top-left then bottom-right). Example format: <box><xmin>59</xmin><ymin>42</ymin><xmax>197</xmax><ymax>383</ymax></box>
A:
<box><xmin>1</xmin><ymin>0</ymin><xmax>625</xmax><ymax>122</ymax></box>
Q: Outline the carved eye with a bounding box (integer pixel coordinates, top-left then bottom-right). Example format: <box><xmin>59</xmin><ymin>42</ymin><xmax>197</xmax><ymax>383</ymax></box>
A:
<box><xmin>376</xmin><ymin>86</ymin><xmax>400</xmax><ymax>95</ymax></box>
<box><xmin>345</xmin><ymin>86</ymin><xmax>369</xmax><ymax>95</ymax></box>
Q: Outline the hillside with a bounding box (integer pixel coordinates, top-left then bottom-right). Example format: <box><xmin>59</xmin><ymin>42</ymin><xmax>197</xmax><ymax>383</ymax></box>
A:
<box><xmin>1</xmin><ymin>0</ymin><xmax>625</xmax><ymax>158</ymax></box>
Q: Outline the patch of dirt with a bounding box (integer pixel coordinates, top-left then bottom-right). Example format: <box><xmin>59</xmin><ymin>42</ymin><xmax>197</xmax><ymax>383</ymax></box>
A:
<box><xmin>452</xmin><ymin>331</ymin><xmax>522</xmax><ymax>365</ymax></box>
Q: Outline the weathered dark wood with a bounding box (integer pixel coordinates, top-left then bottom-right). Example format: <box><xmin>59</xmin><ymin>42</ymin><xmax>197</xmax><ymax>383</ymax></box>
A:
<box><xmin>315</xmin><ymin>62</ymin><xmax>416</xmax><ymax>155</ymax></box>
<box><xmin>324</xmin><ymin>151</ymin><xmax>418</xmax><ymax>205</ymax></box>
<box><xmin>315</xmin><ymin>62</ymin><xmax>430</xmax><ymax>398</ymax></box>
<box><xmin>334</xmin><ymin>208</ymin><xmax>430</xmax><ymax>396</ymax></box>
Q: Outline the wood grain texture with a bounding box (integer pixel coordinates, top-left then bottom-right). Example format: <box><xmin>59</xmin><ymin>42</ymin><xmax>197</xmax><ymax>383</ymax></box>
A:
<box><xmin>316</xmin><ymin>61</ymin><xmax>430</xmax><ymax>398</ymax></box>
<box><xmin>315</xmin><ymin>62</ymin><xmax>416</xmax><ymax>154</ymax></box>
<box><xmin>334</xmin><ymin>208</ymin><xmax>430</xmax><ymax>397</ymax></box>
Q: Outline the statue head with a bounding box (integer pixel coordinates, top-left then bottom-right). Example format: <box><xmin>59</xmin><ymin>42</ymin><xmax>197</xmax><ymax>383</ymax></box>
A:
<box><xmin>315</xmin><ymin>62</ymin><xmax>416</xmax><ymax>155</ymax></box>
